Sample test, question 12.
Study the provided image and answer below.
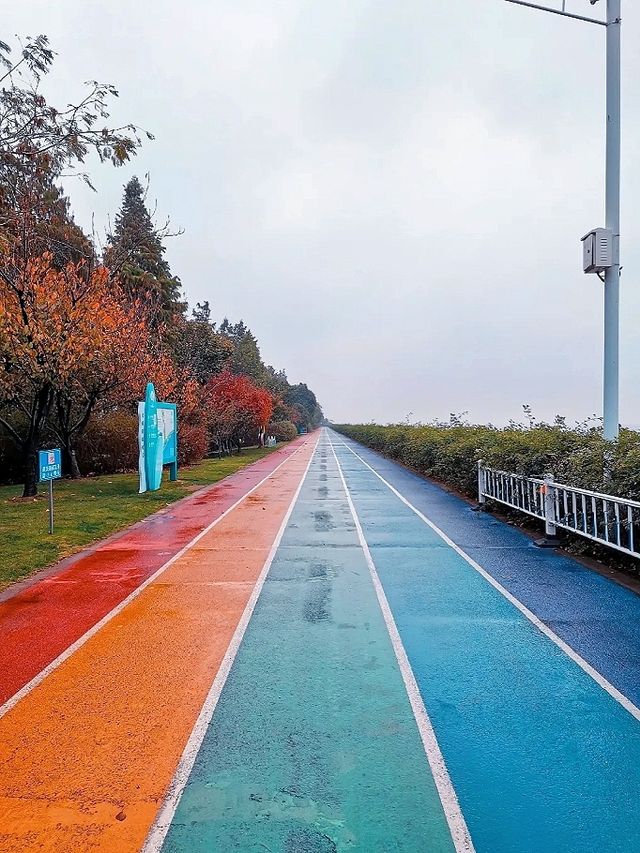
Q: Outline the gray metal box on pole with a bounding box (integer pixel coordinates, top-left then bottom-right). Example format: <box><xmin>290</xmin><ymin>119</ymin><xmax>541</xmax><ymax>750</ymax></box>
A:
<box><xmin>582</xmin><ymin>228</ymin><xmax>613</xmax><ymax>274</ymax></box>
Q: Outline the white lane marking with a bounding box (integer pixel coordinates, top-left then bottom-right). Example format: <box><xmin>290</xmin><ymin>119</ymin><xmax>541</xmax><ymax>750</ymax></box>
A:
<box><xmin>142</xmin><ymin>436</ymin><xmax>320</xmax><ymax>852</ymax></box>
<box><xmin>328</xmin><ymin>434</ymin><xmax>475</xmax><ymax>853</ymax></box>
<box><xmin>0</xmin><ymin>439</ymin><xmax>312</xmax><ymax>721</ymax></box>
<box><xmin>332</xmin><ymin>431</ymin><xmax>640</xmax><ymax>723</ymax></box>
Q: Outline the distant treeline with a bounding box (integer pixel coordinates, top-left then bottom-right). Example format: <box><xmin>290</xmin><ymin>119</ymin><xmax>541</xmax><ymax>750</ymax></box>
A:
<box><xmin>0</xmin><ymin>36</ymin><xmax>322</xmax><ymax>495</ymax></box>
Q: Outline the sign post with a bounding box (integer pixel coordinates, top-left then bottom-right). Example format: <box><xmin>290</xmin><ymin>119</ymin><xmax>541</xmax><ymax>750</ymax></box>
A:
<box><xmin>48</xmin><ymin>480</ymin><xmax>54</xmax><ymax>535</ymax></box>
<box><xmin>38</xmin><ymin>448</ymin><xmax>62</xmax><ymax>534</ymax></box>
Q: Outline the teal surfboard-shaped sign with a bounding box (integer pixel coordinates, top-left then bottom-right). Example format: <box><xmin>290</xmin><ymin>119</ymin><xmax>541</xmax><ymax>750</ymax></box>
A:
<box><xmin>138</xmin><ymin>383</ymin><xmax>178</xmax><ymax>494</ymax></box>
<box><xmin>144</xmin><ymin>383</ymin><xmax>163</xmax><ymax>491</ymax></box>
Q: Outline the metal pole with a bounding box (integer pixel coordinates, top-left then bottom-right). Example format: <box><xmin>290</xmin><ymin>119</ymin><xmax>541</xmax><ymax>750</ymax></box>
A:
<box><xmin>543</xmin><ymin>474</ymin><xmax>557</xmax><ymax>539</ymax></box>
<box><xmin>477</xmin><ymin>460</ymin><xmax>486</xmax><ymax>506</ymax></box>
<box><xmin>603</xmin><ymin>0</ymin><xmax>621</xmax><ymax>441</ymax></box>
<box><xmin>48</xmin><ymin>479</ymin><xmax>54</xmax><ymax>535</ymax></box>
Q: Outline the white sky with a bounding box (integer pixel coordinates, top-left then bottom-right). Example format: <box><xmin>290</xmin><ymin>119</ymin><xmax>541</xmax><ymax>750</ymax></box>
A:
<box><xmin>9</xmin><ymin>1</ymin><xmax>640</xmax><ymax>425</ymax></box>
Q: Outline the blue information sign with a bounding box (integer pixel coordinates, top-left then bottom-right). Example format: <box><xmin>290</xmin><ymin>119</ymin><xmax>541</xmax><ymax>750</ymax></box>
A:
<box><xmin>38</xmin><ymin>449</ymin><xmax>62</xmax><ymax>481</ymax></box>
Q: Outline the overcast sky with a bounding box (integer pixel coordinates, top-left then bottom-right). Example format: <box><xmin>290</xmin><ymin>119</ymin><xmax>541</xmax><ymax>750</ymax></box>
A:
<box><xmin>10</xmin><ymin>1</ymin><xmax>640</xmax><ymax>425</ymax></box>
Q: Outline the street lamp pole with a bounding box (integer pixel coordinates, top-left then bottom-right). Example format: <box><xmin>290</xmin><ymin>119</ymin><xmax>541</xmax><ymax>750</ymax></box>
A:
<box><xmin>603</xmin><ymin>0</ymin><xmax>621</xmax><ymax>440</ymax></box>
<box><xmin>505</xmin><ymin>0</ymin><xmax>622</xmax><ymax>440</ymax></box>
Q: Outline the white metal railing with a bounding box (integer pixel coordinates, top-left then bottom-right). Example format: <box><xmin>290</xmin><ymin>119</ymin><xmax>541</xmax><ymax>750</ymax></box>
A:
<box><xmin>477</xmin><ymin>461</ymin><xmax>640</xmax><ymax>559</ymax></box>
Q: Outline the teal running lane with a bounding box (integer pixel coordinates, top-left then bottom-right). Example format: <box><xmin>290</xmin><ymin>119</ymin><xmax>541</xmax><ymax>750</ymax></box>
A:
<box><xmin>329</xmin><ymin>431</ymin><xmax>640</xmax><ymax>853</ymax></box>
<box><xmin>158</xmin><ymin>434</ymin><xmax>462</xmax><ymax>852</ymax></box>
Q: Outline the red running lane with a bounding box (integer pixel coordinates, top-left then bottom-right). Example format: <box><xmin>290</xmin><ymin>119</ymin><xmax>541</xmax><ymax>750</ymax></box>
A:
<box><xmin>0</xmin><ymin>437</ymin><xmax>310</xmax><ymax>707</ymax></box>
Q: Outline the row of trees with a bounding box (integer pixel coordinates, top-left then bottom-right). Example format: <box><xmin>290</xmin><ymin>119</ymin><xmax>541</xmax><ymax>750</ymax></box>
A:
<box><xmin>0</xmin><ymin>36</ymin><xmax>322</xmax><ymax>496</ymax></box>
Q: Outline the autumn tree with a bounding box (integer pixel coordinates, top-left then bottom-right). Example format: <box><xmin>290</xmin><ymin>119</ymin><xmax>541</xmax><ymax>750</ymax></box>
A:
<box><xmin>0</xmin><ymin>256</ymin><xmax>117</xmax><ymax>492</ymax></box>
<box><xmin>152</xmin><ymin>354</ymin><xmax>203</xmax><ymax>424</ymax></box>
<box><xmin>0</xmin><ymin>34</ymin><xmax>148</xmax><ymax>492</ymax></box>
<box><xmin>205</xmin><ymin>371</ymin><xmax>273</xmax><ymax>454</ymax></box>
<box><xmin>50</xmin><ymin>294</ymin><xmax>166</xmax><ymax>478</ymax></box>
<box><xmin>104</xmin><ymin>176</ymin><xmax>186</xmax><ymax>327</ymax></box>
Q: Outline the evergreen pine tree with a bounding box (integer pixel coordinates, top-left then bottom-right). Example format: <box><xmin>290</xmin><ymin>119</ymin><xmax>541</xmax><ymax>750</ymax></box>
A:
<box><xmin>105</xmin><ymin>176</ymin><xmax>186</xmax><ymax>324</ymax></box>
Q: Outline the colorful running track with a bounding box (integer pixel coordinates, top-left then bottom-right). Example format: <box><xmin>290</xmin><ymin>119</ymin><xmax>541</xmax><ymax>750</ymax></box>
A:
<box><xmin>2</xmin><ymin>429</ymin><xmax>640</xmax><ymax>851</ymax></box>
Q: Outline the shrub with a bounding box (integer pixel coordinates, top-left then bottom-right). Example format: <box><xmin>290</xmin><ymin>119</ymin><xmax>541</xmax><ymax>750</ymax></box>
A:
<box><xmin>76</xmin><ymin>412</ymin><xmax>139</xmax><ymax>474</ymax></box>
<box><xmin>75</xmin><ymin>412</ymin><xmax>208</xmax><ymax>474</ymax></box>
<box><xmin>332</xmin><ymin>422</ymin><xmax>640</xmax><ymax>501</ymax></box>
<box><xmin>267</xmin><ymin>420</ymin><xmax>298</xmax><ymax>443</ymax></box>
<box><xmin>178</xmin><ymin>422</ymin><xmax>208</xmax><ymax>466</ymax></box>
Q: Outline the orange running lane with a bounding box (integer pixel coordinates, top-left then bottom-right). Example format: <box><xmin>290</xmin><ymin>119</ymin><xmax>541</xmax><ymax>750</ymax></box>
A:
<box><xmin>0</xmin><ymin>435</ymin><xmax>317</xmax><ymax>853</ymax></box>
<box><xmin>0</xmin><ymin>435</ymin><xmax>310</xmax><ymax>707</ymax></box>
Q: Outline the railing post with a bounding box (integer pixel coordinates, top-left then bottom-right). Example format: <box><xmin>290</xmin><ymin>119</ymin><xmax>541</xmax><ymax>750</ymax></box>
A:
<box><xmin>477</xmin><ymin>459</ymin><xmax>486</xmax><ymax>506</ymax></box>
<box><xmin>543</xmin><ymin>473</ymin><xmax>557</xmax><ymax>538</ymax></box>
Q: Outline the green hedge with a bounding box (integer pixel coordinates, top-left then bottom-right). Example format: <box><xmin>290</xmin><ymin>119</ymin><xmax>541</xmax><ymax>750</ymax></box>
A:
<box><xmin>332</xmin><ymin>422</ymin><xmax>640</xmax><ymax>501</ymax></box>
<box><xmin>76</xmin><ymin>412</ymin><xmax>139</xmax><ymax>474</ymax></box>
<box><xmin>267</xmin><ymin>420</ymin><xmax>298</xmax><ymax>442</ymax></box>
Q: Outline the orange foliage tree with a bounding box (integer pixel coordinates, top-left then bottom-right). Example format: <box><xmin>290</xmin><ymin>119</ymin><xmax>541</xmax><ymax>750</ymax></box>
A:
<box><xmin>0</xmin><ymin>252</ymin><xmax>164</xmax><ymax>493</ymax></box>
<box><xmin>51</xmin><ymin>300</ymin><xmax>182</xmax><ymax>479</ymax></box>
<box><xmin>205</xmin><ymin>370</ymin><xmax>273</xmax><ymax>455</ymax></box>
<box><xmin>152</xmin><ymin>353</ymin><xmax>203</xmax><ymax>424</ymax></box>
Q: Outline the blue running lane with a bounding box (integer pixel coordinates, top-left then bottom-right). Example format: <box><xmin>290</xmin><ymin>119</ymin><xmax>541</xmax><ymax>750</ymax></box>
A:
<box><xmin>333</xmin><ymin>431</ymin><xmax>640</xmax><ymax>707</ymax></box>
<box><xmin>331</xmin><ymin>430</ymin><xmax>640</xmax><ymax>852</ymax></box>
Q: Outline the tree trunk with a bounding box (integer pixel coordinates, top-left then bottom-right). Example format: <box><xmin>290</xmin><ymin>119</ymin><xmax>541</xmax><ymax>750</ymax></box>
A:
<box><xmin>64</xmin><ymin>444</ymin><xmax>82</xmax><ymax>479</ymax></box>
<box><xmin>54</xmin><ymin>393</ymin><xmax>95</xmax><ymax>480</ymax></box>
<box><xmin>21</xmin><ymin>385</ymin><xmax>53</xmax><ymax>498</ymax></box>
<box><xmin>22</xmin><ymin>438</ymin><xmax>40</xmax><ymax>498</ymax></box>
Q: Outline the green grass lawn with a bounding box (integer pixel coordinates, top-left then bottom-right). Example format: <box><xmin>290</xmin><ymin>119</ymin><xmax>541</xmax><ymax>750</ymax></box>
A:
<box><xmin>0</xmin><ymin>446</ymin><xmax>279</xmax><ymax>590</ymax></box>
